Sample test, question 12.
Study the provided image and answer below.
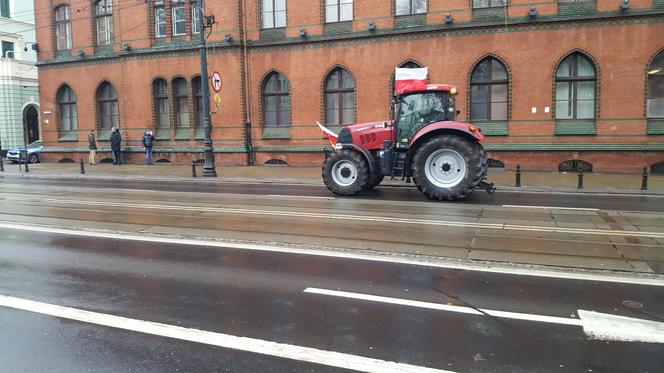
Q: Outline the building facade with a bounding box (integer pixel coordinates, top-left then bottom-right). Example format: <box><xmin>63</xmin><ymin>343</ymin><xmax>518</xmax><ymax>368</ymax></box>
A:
<box><xmin>0</xmin><ymin>0</ymin><xmax>39</xmax><ymax>155</ymax></box>
<box><xmin>34</xmin><ymin>0</ymin><xmax>664</xmax><ymax>172</ymax></box>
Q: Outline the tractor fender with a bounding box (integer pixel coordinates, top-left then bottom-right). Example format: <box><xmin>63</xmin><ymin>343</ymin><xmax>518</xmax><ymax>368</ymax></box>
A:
<box><xmin>337</xmin><ymin>143</ymin><xmax>376</xmax><ymax>174</ymax></box>
<box><xmin>409</xmin><ymin>121</ymin><xmax>484</xmax><ymax>148</ymax></box>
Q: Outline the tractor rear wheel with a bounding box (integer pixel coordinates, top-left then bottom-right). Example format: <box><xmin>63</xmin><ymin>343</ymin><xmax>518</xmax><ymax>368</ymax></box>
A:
<box><xmin>412</xmin><ymin>135</ymin><xmax>487</xmax><ymax>200</ymax></box>
<box><xmin>322</xmin><ymin>149</ymin><xmax>369</xmax><ymax>196</ymax></box>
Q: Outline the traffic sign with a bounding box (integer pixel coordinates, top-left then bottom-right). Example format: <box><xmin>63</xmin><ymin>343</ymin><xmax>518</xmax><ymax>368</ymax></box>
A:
<box><xmin>210</xmin><ymin>71</ymin><xmax>222</xmax><ymax>93</ymax></box>
<box><xmin>213</xmin><ymin>94</ymin><xmax>221</xmax><ymax>108</ymax></box>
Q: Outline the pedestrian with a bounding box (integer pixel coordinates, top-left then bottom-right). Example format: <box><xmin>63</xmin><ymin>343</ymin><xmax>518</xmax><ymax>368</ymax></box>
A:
<box><xmin>88</xmin><ymin>129</ymin><xmax>97</xmax><ymax>165</ymax></box>
<box><xmin>142</xmin><ymin>130</ymin><xmax>155</xmax><ymax>165</ymax></box>
<box><xmin>110</xmin><ymin>127</ymin><xmax>122</xmax><ymax>165</ymax></box>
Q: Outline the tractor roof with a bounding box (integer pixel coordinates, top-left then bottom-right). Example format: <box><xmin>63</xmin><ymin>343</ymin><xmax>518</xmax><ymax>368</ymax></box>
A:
<box><xmin>399</xmin><ymin>84</ymin><xmax>457</xmax><ymax>95</ymax></box>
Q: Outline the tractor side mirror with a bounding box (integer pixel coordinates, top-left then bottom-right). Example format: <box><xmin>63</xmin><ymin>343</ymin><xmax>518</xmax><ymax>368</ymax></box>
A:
<box><xmin>407</xmin><ymin>101</ymin><xmax>415</xmax><ymax>111</ymax></box>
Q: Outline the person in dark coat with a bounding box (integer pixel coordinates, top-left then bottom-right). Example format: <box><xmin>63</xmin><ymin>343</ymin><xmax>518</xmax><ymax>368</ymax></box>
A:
<box><xmin>88</xmin><ymin>129</ymin><xmax>97</xmax><ymax>165</ymax></box>
<box><xmin>110</xmin><ymin>127</ymin><xmax>122</xmax><ymax>165</ymax></box>
<box><xmin>142</xmin><ymin>130</ymin><xmax>155</xmax><ymax>165</ymax></box>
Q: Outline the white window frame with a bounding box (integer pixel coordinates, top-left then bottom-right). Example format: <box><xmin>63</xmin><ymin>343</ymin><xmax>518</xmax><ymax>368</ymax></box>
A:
<box><xmin>155</xmin><ymin>1</ymin><xmax>166</xmax><ymax>38</ymax></box>
<box><xmin>191</xmin><ymin>2</ymin><xmax>201</xmax><ymax>35</ymax></box>
<box><xmin>262</xmin><ymin>0</ymin><xmax>287</xmax><ymax>29</ymax></box>
<box><xmin>172</xmin><ymin>0</ymin><xmax>186</xmax><ymax>36</ymax></box>
<box><xmin>325</xmin><ymin>0</ymin><xmax>353</xmax><ymax>23</ymax></box>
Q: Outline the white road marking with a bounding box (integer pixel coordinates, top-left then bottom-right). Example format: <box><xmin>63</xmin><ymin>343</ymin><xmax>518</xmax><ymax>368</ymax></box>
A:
<box><xmin>266</xmin><ymin>194</ymin><xmax>336</xmax><ymax>200</ymax></box>
<box><xmin>578</xmin><ymin>310</ymin><xmax>664</xmax><ymax>343</ymax></box>
<box><xmin>502</xmin><ymin>205</ymin><xmax>599</xmax><ymax>211</ymax></box>
<box><xmin>305</xmin><ymin>288</ymin><xmax>664</xmax><ymax>344</ymax></box>
<box><xmin>0</xmin><ymin>295</ymin><xmax>454</xmax><ymax>373</ymax></box>
<box><xmin>8</xmin><ymin>197</ymin><xmax>664</xmax><ymax>239</ymax></box>
<box><xmin>304</xmin><ymin>288</ymin><xmax>582</xmax><ymax>326</ymax></box>
<box><xmin>1</xmin><ymin>222</ymin><xmax>663</xmax><ymax>287</ymax></box>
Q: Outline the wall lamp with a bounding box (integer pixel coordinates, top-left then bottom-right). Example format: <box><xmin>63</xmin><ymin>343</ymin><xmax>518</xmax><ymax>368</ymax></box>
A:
<box><xmin>368</xmin><ymin>20</ymin><xmax>376</xmax><ymax>31</ymax></box>
<box><xmin>444</xmin><ymin>14</ymin><xmax>453</xmax><ymax>24</ymax></box>
<box><xmin>528</xmin><ymin>6</ymin><xmax>537</xmax><ymax>18</ymax></box>
<box><xmin>621</xmin><ymin>0</ymin><xmax>630</xmax><ymax>10</ymax></box>
<box><xmin>299</xmin><ymin>27</ymin><xmax>307</xmax><ymax>37</ymax></box>
<box><xmin>224</xmin><ymin>33</ymin><xmax>233</xmax><ymax>42</ymax></box>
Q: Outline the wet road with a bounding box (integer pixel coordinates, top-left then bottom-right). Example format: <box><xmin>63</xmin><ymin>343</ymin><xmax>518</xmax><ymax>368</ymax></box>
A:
<box><xmin>1</xmin><ymin>176</ymin><xmax>663</xmax><ymax>371</ymax></box>
<box><xmin>1</xmin><ymin>228</ymin><xmax>664</xmax><ymax>372</ymax></box>
<box><xmin>0</xmin><ymin>176</ymin><xmax>662</xmax><ymax>211</ymax></box>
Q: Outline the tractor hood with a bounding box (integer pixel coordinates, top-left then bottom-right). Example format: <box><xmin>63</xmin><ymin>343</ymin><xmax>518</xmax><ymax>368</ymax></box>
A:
<box><xmin>346</xmin><ymin>121</ymin><xmax>393</xmax><ymax>134</ymax></box>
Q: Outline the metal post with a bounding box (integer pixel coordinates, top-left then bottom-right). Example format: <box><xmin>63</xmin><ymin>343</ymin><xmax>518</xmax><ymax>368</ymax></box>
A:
<box><xmin>0</xmin><ymin>156</ymin><xmax>4</xmax><ymax>172</ymax></box>
<box><xmin>192</xmin><ymin>160</ymin><xmax>197</xmax><ymax>178</ymax></box>
<box><xmin>515</xmin><ymin>164</ymin><xmax>521</xmax><ymax>187</ymax></box>
<box><xmin>24</xmin><ymin>152</ymin><xmax>29</xmax><ymax>173</ymax></box>
<box><xmin>80</xmin><ymin>158</ymin><xmax>85</xmax><ymax>174</ymax></box>
<box><xmin>198</xmin><ymin>0</ymin><xmax>217</xmax><ymax>177</ymax></box>
<box><xmin>641</xmin><ymin>166</ymin><xmax>648</xmax><ymax>191</ymax></box>
<box><xmin>577</xmin><ymin>167</ymin><xmax>584</xmax><ymax>189</ymax></box>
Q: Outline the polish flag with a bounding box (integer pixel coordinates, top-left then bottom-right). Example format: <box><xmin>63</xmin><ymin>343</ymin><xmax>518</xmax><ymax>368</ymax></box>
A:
<box><xmin>316</xmin><ymin>121</ymin><xmax>338</xmax><ymax>145</ymax></box>
<box><xmin>395</xmin><ymin>67</ymin><xmax>428</xmax><ymax>94</ymax></box>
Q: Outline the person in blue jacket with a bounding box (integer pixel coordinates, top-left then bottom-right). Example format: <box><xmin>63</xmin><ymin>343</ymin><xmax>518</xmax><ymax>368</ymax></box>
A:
<box><xmin>142</xmin><ymin>130</ymin><xmax>155</xmax><ymax>165</ymax></box>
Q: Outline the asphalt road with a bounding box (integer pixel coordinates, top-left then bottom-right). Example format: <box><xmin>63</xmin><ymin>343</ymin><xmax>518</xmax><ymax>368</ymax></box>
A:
<box><xmin>1</xmin><ymin>228</ymin><xmax>663</xmax><ymax>372</ymax></box>
<box><xmin>0</xmin><ymin>176</ymin><xmax>662</xmax><ymax>212</ymax></box>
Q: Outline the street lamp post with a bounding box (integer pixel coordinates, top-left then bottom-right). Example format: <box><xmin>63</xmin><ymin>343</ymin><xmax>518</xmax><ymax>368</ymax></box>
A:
<box><xmin>197</xmin><ymin>0</ymin><xmax>217</xmax><ymax>177</ymax></box>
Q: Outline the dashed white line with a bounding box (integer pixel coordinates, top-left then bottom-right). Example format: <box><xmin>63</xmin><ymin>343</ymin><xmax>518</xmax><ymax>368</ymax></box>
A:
<box><xmin>502</xmin><ymin>205</ymin><xmax>599</xmax><ymax>211</ymax></box>
<box><xmin>0</xmin><ymin>295</ymin><xmax>454</xmax><ymax>373</ymax></box>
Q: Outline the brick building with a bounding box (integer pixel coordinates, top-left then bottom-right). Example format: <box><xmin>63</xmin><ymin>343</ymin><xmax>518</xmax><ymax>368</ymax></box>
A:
<box><xmin>34</xmin><ymin>0</ymin><xmax>664</xmax><ymax>173</ymax></box>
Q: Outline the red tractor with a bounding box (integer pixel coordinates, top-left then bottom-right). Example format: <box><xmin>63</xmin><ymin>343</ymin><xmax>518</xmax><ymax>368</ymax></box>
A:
<box><xmin>320</xmin><ymin>83</ymin><xmax>494</xmax><ymax>200</ymax></box>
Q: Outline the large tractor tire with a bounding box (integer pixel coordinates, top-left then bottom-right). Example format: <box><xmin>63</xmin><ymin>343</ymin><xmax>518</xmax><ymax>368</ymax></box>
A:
<box><xmin>411</xmin><ymin>136</ymin><xmax>487</xmax><ymax>200</ymax></box>
<box><xmin>322</xmin><ymin>149</ymin><xmax>370</xmax><ymax>196</ymax></box>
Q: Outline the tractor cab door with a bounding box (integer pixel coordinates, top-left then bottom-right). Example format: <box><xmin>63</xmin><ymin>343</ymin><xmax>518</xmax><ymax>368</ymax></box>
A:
<box><xmin>394</xmin><ymin>92</ymin><xmax>449</xmax><ymax>149</ymax></box>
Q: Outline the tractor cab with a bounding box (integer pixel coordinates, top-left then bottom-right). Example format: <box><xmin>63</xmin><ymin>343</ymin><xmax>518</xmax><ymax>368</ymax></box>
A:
<box><xmin>392</xmin><ymin>85</ymin><xmax>458</xmax><ymax>148</ymax></box>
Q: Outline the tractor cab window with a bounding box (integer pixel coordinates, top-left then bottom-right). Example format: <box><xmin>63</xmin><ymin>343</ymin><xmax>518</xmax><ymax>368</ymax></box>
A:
<box><xmin>395</xmin><ymin>91</ymin><xmax>453</xmax><ymax>144</ymax></box>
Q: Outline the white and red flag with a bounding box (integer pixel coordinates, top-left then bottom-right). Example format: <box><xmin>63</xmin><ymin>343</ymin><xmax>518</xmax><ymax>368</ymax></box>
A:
<box><xmin>316</xmin><ymin>121</ymin><xmax>338</xmax><ymax>145</ymax></box>
<box><xmin>394</xmin><ymin>67</ymin><xmax>428</xmax><ymax>94</ymax></box>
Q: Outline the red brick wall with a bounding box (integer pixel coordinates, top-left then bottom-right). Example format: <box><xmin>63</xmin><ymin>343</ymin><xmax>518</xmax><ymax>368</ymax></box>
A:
<box><xmin>34</xmin><ymin>0</ymin><xmax>664</xmax><ymax>172</ymax></box>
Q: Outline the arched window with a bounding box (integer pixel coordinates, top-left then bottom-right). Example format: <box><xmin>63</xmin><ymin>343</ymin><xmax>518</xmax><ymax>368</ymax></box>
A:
<box><xmin>172</xmin><ymin>78</ymin><xmax>189</xmax><ymax>128</ymax></box>
<box><xmin>262</xmin><ymin>72</ymin><xmax>290</xmax><ymax>127</ymax></box>
<box><xmin>192</xmin><ymin>76</ymin><xmax>204</xmax><ymax>128</ymax></box>
<box><xmin>324</xmin><ymin>68</ymin><xmax>355</xmax><ymax>126</ymax></box>
<box><xmin>555</xmin><ymin>53</ymin><xmax>596</xmax><ymax>120</ymax></box>
<box><xmin>153</xmin><ymin>79</ymin><xmax>169</xmax><ymax>129</ymax></box>
<box><xmin>96</xmin><ymin>82</ymin><xmax>119</xmax><ymax>131</ymax></box>
<box><xmin>57</xmin><ymin>85</ymin><xmax>77</xmax><ymax>131</ymax></box>
<box><xmin>470</xmin><ymin>57</ymin><xmax>508</xmax><ymax>121</ymax></box>
<box><xmin>54</xmin><ymin>5</ymin><xmax>72</xmax><ymax>51</ymax></box>
<box><xmin>647</xmin><ymin>51</ymin><xmax>664</xmax><ymax>119</ymax></box>
<box><xmin>94</xmin><ymin>0</ymin><xmax>114</xmax><ymax>46</ymax></box>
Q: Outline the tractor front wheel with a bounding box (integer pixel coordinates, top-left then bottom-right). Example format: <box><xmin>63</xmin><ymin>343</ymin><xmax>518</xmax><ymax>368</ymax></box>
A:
<box><xmin>322</xmin><ymin>149</ymin><xmax>370</xmax><ymax>196</ymax></box>
<box><xmin>412</xmin><ymin>136</ymin><xmax>487</xmax><ymax>200</ymax></box>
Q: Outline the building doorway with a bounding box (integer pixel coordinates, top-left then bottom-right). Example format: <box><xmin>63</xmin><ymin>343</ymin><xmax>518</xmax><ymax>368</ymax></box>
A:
<box><xmin>23</xmin><ymin>105</ymin><xmax>40</xmax><ymax>144</ymax></box>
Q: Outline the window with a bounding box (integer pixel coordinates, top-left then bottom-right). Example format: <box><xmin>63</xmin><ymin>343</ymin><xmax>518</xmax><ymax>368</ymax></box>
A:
<box><xmin>94</xmin><ymin>0</ymin><xmax>114</xmax><ymax>46</ymax></box>
<box><xmin>97</xmin><ymin>82</ymin><xmax>119</xmax><ymax>130</ymax></box>
<box><xmin>192</xmin><ymin>76</ymin><xmax>204</xmax><ymax>127</ymax></box>
<box><xmin>262</xmin><ymin>0</ymin><xmax>286</xmax><ymax>29</ymax></box>
<box><xmin>54</xmin><ymin>5</ymin><xmax>72</xmax><ymax>51</ymax></box>
<box><xmin>470</xmin><ymin>57</ymin><xmax>508</xmax><ymax>121</ymax></box>
<box><xmin>324</xmin><ymin>68</ymin><xmax>355</xmax><ymax>126</ymax></box>
<box><xmin>555</xmin><ymin>53</ymin><xmax>596</xmax><ymax>120</ymax></box>
<box><xmin>325</xmin><ymin>0</ymin><xmax>352</xmax><ymax>23</ymax></box>
<box><xmin>647</xmin><ymin>51</ymin><xmax>664</xmax><ymax>119</ymax></box>
<box><xmin>1</xmin><ymin>0</ymin><xmax>9</xmax><ymax>18</ymax></box>
<box><xmin>153</xmin><ymin>79</ymin><xmax>169</xmax><ymax>128</ymax></box>
<box><xmin>262</xmin><ymin>72</ymin><xmax>290</xmax><ymax>127</ymax></box>
<box><xmin>395</xmin><ymin>0</ymin><xmax>426</xmax><ymax>16</ymax></box>
<box><xmin>472</xmin><ymin>0</ymin><xmax>506</xmax><ymax>8</ymax></box>
<box><xmin>172</xmin><ymin>0</ymin><xmax>186</xmax><ymax>36</ymax></box>
<box><xmin>155</xmin><ymin>1</ymin><xmax>166</xmax><ymax>38</ymax></box>
<box><xmin>1</xmin><ymin>40</ymin><xmax>13</xmax><ymax>58</ymax></box>
<box><xmin>173</xmin><ymin>78</ymin><xmax>189</xmax><ymax>128</ymax></box>
<box><xmin>191</xmin><ymin>1</ymin><xmax>201</xmax><ymax>34</ymax></box>
<box><xmin>57</xmin><ymin>85</ymin><xmax>78</xmax><ymax>132</ymax></box>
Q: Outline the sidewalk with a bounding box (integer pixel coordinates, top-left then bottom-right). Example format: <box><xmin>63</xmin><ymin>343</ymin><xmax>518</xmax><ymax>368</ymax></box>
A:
<box><xmin>1</xmin><ymin>160</ymin><xmax>663</xmax><ymax>195</ymax></box>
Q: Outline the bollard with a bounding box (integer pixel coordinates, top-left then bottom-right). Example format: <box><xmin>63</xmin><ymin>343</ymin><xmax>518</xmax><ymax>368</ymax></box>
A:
<box><xmin>641</xmin><ymin>166</ymin><xmax>648</xmax><ymax>191</ymax></box>
<box><xmin>192</xmin><ymin>160</ymin><xmax>197</xmax><ymax>178</ymax></box>
<box><xmin>24</xmin><ymin>153</ymin><xmax>29</xmax><ymax>173</ymax></box>
<box><xmin>80</xmin><ymin>158</ymin><xmax>85</xmax><ymax>175</ymax></box>
<box><xmin>577</xmin><ymin>167</ymin><xmax>584</xmax><ymax>189</ymax></box>
<box><xmin>515</xmin><ymin>164</ymin><xmax>521</xmax><ymax>187</ymax></box>
<box><xmin>0</xmin><ymin>156</ymin><xmax>4</xmax><ymax>172</ymax></box>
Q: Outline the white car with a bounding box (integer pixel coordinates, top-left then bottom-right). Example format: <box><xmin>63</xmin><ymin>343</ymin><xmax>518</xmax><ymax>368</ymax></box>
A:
<box><xmin>6</xmin><ymin>140</ymin><xmax>43</xmax><ymax>164</ymax></box>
